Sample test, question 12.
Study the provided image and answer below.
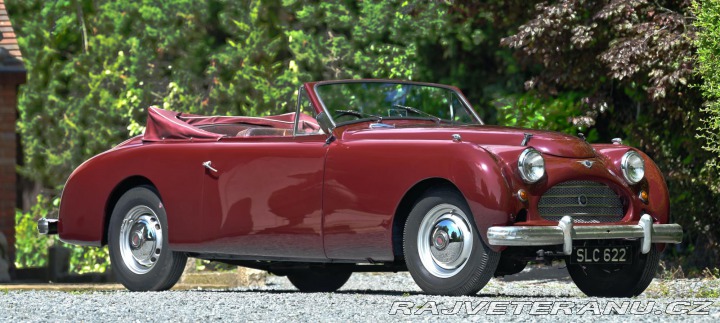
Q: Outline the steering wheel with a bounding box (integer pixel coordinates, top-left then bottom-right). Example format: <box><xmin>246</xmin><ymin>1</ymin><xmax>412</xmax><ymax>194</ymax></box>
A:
<box><xmin>333</xmin><ymin>110</ymin><xmax>364</xmax><ymax>120</ymax></box>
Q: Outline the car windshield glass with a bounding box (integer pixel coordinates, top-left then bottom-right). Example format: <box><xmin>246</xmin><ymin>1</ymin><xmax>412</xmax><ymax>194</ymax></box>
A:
<box><xmin>315</xmin><ymin>82</ymin><xmax>479</xmax><ymax>126</ymax></box>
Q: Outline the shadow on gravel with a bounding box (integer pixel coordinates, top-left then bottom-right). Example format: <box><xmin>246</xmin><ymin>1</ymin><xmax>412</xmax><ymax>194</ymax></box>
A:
<box><xmin>496</xmin><ymin>265</ymin><xmax>571</xmax><ymax>283</ymax></box>
<box><xmin>185</xmin><ymin>288</ymin><xmax>576</xmax><ymax>298</ymax></box>
<box><xmin>189</xmin><ymin>289</ymin><xmax>423</xmax><ymax>296</ymax></box>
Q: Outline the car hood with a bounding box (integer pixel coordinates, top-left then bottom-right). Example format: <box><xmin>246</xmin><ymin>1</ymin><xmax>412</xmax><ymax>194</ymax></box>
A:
<box><xmin>340</xmin><ymin>125</ymin><xmax>596</xmax><ymax>158</ymax></box>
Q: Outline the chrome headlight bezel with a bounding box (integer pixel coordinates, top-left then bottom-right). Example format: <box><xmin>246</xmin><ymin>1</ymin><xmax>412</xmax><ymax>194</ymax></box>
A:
<box><xmin>621</xmin><ymin>150</ymin><xmax>645</xmax><ymax>184</ymax></box>
<box><xmin>518</xmin><ymin>148</ymin><xmax>545</xmax><ymax>183</ymax></box>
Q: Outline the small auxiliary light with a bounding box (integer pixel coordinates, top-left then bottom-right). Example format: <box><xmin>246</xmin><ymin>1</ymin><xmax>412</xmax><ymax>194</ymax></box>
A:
<box><xmin>517</xmin><ymin>189</ymin><xmax>528</xmax><ymax>202</ymax></box>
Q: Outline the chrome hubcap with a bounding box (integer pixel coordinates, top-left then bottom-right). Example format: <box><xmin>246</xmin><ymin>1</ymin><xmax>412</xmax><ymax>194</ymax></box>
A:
<box><xmin>417</xmin><ymin>204</ymin><xmax>473</xmax><ymax>278</ymax></box>
<box><xmin>119</xmin><ymin>206</ymin><xmax>162</xmax><ymax>274</ymax></box>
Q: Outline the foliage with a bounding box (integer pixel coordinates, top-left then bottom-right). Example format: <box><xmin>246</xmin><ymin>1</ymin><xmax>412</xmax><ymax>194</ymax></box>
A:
<box><xmin>9</xmin><ymin>0</ymin><xmax>301</xmax><ymax>187</ymax></box>
<box><xmin>7</xmin><ymin>0</ymin><xmax>530</xmax><ymax>188</ymax></box>
<box><xmin>14</xmin><ymin>199</ymin><xmax>51</xmax><ymax>268</ymax></box>
<box><xmin>495</xmin><ymin>91</ymin><xmax>599</xmax><ymax>141</ymax></box>
<box><xmin>696</xmin><ymin>1</ymin><xmax>720</xmax><ymax>189</ymax></box>
<box><xmin>502</xmin><ymin>0</ymin><xmax>720</xmax><ymax>265</ymax></box>
<box><xmin>15</xmin><ymin>195</ymin><xmax>109</xmax><ymax>274</ymax></box>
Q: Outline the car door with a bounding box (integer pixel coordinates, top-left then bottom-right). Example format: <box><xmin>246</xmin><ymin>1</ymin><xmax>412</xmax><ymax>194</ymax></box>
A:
<box><xmin>197</xmin><ymin>89</ymin><xmax>328</xmax><ymax>259</ymax></box>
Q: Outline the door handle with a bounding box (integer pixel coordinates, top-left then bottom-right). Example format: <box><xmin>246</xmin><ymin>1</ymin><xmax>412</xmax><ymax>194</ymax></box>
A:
<box><xmin>202</xmin><ymin>161</ymin><xmax>218</xmax><ymax>173</ymax></box>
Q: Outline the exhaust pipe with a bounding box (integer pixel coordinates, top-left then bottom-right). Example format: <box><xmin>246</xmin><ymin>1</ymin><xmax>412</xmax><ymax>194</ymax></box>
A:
<box><xmin>37</xmin><ymin>218</ymin><xmax>59</xmax><ymax>235</ymax></box>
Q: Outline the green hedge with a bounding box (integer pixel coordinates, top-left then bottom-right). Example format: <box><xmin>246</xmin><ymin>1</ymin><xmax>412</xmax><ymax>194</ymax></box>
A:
<box><xmin>15</xmin><ymin>196</ymin><xmax>109</xmax><ymax>274</ymax></box>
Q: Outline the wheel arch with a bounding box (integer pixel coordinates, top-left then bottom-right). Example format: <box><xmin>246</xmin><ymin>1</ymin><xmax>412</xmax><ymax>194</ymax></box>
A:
<box><xmin>391</xmin><ymin>177</ymin><xmax>462</xmax><ymax>259</ymax></box>
<box><xmin>102</xmin><ymin>176</ymin><xmax>158</xmax><ymax>245</ymax></box>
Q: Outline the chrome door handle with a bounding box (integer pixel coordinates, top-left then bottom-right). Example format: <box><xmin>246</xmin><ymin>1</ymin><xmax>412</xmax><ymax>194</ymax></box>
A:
<box><xmin>202</xmin><ymin>161</ymin><xmax>218</xmax><ymax>172</ymax></box>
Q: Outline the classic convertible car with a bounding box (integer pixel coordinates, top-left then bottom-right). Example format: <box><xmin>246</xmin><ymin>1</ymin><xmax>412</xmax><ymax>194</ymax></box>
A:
<box><xmin>38</xmin><ymin>80</ymin><xmax>682</xmax><ymax>296</ymax></box>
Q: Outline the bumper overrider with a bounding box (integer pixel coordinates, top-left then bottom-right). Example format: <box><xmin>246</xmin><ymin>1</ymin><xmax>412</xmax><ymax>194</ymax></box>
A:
<box><xmin>487</xmin><ymin>214</ymin><xmax>682</xmax><ymax>255</ymax></box>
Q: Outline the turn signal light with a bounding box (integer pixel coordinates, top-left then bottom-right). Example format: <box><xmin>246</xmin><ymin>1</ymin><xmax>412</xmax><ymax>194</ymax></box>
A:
<box><xmin>639</xmin><ymin>190</ymin><xmax>648</xmax><ymax>203</ymax></box>
<box><xmin>517</xmin><ymin>189</ymin><xmax>528</xmax><ymax>202</ymax></box>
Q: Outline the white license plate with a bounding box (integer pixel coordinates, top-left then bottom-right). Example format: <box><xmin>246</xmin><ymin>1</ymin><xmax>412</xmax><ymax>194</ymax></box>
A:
<box><xmin>570</xmin><ymin>246</ymin><xmax>632</xmax><ymax>264</ymax></box>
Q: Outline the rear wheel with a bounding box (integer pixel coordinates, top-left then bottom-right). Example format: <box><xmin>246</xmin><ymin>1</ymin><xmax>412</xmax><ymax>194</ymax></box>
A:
<box><xmin>287</xmin><ymin>269</ymin><xmax>352</xmax><ymax>292</ymax></box>
<box><xmin>108</xmin><ymin>186</ymin><xmax>187</xmax><ymax>291</ymax></box>
<box><xmin>403</xmin><ymin>188</ymin><xmax>500</xmax><ymax>295</ymax></box>
<box><xmin>567</xmin><ymin>242</ymin><xmax>659</xmax><ymax>297</ymax></box>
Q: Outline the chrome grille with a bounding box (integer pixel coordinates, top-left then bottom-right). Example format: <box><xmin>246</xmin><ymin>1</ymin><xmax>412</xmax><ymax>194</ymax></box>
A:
<box><xmin>538</xmin><ymin>181</ymin><xmax>624</xmax><ymax>223</ymax></box>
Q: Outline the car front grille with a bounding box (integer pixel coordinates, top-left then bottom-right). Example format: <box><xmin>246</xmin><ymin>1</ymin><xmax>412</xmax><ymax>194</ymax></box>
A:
<box><xmin>537</xmin><ymin>180</ymin><xmax>624</xmax><ymax>223</ymax></box>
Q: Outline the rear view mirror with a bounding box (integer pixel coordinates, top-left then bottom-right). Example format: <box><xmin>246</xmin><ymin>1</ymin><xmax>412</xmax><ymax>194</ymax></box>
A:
<box><xmin>316</xmin><ymin>112</ymin><xmax>334</xmax><ymax>134</ymax></box>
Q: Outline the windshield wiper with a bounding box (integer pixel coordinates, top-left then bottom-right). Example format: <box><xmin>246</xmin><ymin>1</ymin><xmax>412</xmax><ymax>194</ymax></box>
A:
<box><xmin>392</xmin><ymin>104</ymin><xmax>441</xmax><ymax>125</ymax></box>
<box><xmin>335</xmin><ymin>109</ymin><xmax>383</xmax><ymax>122</ymax></box>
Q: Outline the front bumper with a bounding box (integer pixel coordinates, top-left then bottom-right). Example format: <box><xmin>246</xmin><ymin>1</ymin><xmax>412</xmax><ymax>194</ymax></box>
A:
<box><xmin>487</xmin><ymin>214</ymin><xmax>682</xmax><ymax>255</ymax></box>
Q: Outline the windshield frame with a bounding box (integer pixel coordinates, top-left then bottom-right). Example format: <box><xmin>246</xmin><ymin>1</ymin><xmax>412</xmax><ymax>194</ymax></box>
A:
<box><xmin>310</xmin><ymin>80</ymin><xmax>484</xmax><ymax>129</ymax></box>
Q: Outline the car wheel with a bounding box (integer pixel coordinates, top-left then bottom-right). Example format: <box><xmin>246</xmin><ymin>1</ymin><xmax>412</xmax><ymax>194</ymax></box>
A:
<box><xmin>403</xmin><ymin>187</ymin><xmax>500</xmax><ymax>295</ymax></box>
<box><xmin>287</xmin><ymin>269</ymin><xmax>352</xmax><ymax>292</ymax></box>
<box><xmin>566</xmin><ymin>243</ymin><xmax>659</xmax><ymax>297</ymax></box>
<box><xmin>108</xmin><ymin>186</ymin><xmax>187</xmax><ymax>291</ymax></box>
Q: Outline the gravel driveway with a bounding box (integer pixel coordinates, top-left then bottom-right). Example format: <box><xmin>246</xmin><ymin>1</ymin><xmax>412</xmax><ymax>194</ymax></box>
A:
<box><xmin>2</xmin><ymin>265</ymin><xmax>719</xmax><ymax>322</ymax></box>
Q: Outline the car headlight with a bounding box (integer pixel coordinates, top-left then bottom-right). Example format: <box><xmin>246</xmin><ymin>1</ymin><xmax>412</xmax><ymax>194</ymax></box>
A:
<box><xmin>518</xmin><ymin>148</ymin><xmax>545</xmax><ymax>183</ymax></box>
<box><xmin>621</xmin><ymin>150</ymin><xmax>645</xmax><ymax>184</ymax></box>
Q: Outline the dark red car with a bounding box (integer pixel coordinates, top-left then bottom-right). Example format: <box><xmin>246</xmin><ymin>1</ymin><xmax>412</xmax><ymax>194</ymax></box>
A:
<box><xmin>38</xmin><ymin>80</ymin><xmax>682</xmax><ymax>296</ymax></box>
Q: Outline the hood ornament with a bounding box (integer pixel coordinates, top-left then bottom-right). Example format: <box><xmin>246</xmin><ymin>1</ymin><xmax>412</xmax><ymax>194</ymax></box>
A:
<box><xmin>521</xmin><ymin>133</ymin><xmax>533</xmax><ymax>146</ymax></box>
<box><xmin>578</xmin><ymin>160</ymin><xmax>595</xmax><ymax>168</ymax></box>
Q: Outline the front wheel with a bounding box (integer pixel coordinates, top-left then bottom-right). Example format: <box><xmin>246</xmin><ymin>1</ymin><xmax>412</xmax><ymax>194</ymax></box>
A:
<box><xmin>403</xmin><ymin>188</ymin><xmax>500</xmax><ymax>295</ymax></box>
<box><xmin>567</xmin><ymin>242</ymin><xmax>659</xmax><ymax>297</ymax></box>
<box><xmin>108</xmin><ymin>186</ymin><xmax>187</xmax><ymax>291</ymax></box>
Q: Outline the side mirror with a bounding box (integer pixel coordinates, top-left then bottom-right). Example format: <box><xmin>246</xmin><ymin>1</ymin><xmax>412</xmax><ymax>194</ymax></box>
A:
<box><xmin>316</xmin><ymin>112</ymin><xmax>334</xmax><ymax>134</ymax></box>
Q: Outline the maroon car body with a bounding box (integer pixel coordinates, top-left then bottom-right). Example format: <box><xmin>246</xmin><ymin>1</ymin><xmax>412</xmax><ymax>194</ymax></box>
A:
<box><xmin>41</xmin><ymin>79</ymin><xmax>682</xmax><ymax>296</ymax></box>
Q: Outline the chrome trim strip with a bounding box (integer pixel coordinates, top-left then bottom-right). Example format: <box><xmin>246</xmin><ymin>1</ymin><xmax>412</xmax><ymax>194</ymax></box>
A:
<box><xmin>487</xmin><ymin>214</ymin><xmax>682</xmax><ymax>255</ymax></box>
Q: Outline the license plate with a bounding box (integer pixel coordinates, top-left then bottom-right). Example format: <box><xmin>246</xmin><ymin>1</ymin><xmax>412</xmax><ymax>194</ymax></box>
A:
<box><xmin>570</xmin><ymin>246</ymin><xmax>632</xmax><ymax>264</ymax></box>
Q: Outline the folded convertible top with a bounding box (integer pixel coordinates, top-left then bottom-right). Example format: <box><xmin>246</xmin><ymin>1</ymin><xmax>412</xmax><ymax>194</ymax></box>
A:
<box><xmin>142</xmin><ymin>106</ymin><xmax>303</xmax><ymax>141</ymax></box>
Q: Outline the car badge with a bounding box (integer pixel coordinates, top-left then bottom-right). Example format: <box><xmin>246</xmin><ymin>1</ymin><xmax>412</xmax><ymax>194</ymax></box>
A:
<box><xmin>577</xmin><ymin>194</ymin><xmax>588</xmax><ymax>206</ymax></box>
<box><xmin>578</xmin><ymin>160</ymin><xmax>594</xmax><ymax>168</ymax></box>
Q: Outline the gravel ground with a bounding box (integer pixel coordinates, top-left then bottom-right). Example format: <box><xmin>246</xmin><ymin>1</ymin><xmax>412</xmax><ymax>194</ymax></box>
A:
<box><xmin>1</xmin><ymin>265</ymin><xmax>719</xmax><ymax>322</ymax></box>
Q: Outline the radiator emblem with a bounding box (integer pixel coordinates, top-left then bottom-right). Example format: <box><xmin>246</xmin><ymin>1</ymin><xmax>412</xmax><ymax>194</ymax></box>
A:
<box><xmin>578</xmin><ymin>194</ymin><xmax>588</xmax><ymax>206</ymax></box>
<box><xmin>578</xmin><ymin>160</ymin><xmax>595</xmax><ymax>168</ymax></box>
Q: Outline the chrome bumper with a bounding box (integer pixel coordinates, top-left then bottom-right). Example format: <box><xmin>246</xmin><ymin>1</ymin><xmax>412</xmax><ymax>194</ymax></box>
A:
<box><xmin>37</xmin><ymin>218</ymin><xmax>59</xmax><ymax>235</ymax></box>
<box><xmin>487</xmin><ymin>214</ymin><xmax>682</xmax><ymax>255</ymax></box>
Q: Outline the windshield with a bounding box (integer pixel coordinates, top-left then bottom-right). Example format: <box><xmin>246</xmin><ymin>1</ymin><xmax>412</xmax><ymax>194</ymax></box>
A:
<box><xmin>315</xmin><ymin>82</ymin><xmax>480</xmax><ymax>126</ymax></box>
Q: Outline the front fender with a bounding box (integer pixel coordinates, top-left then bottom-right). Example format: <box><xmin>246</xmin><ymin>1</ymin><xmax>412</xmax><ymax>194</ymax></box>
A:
<box><xmin>593</xmin><ymin>144</ymin><xmax>670</xmax><ymax>224</ymax></box>
<box><xmin>448</xmin><ymin>145</ymin><xmax>518</xmax><ymax>251</ymax></box>
<box><xmin>322</xmin><ymin>139</ymin><xmax>516</xmax><ymax>260</ymax></box>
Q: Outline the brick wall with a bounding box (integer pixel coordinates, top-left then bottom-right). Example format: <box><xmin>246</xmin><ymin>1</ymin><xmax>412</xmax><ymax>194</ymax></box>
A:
<box><xmin>0</xmin><ymin>83</ymin><xmax>16</xmax><ymax>263</ymax></box>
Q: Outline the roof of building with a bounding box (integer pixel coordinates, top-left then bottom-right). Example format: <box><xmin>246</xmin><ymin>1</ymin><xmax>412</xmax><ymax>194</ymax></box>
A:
<box><xmin>0</xmin><ymin>0</ymin><xmax>26</xmax><ymax>73</ymax></box>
